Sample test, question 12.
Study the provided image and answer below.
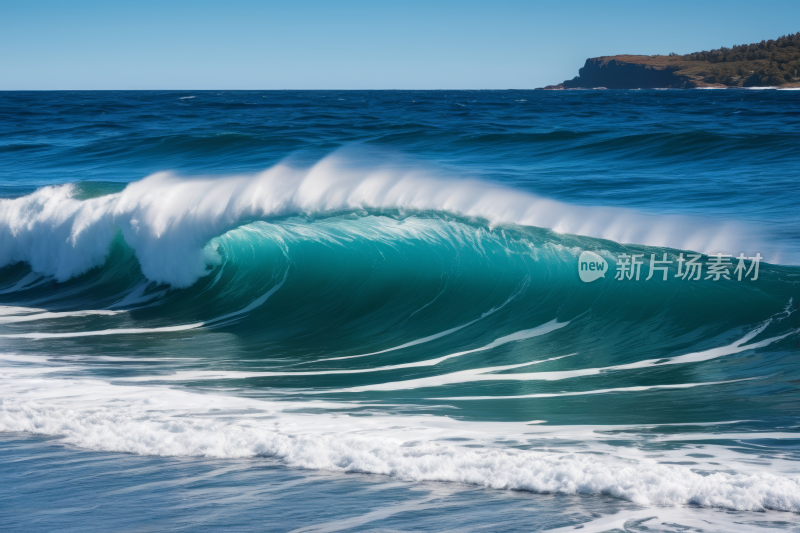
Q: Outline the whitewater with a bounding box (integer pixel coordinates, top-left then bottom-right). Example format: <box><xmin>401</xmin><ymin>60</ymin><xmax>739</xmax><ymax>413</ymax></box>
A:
<box><xmin>2</xmin><ymin>90</ymin><xmax>799</xmax><ymax>532</ymax></box>
<box><xmin>1</xmin><ymin>157</ymin><xmax>765</xmax><ymax>288</ymax></box>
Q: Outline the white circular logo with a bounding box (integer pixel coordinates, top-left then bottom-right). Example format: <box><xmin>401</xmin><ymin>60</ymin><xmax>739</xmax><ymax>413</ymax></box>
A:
<box><xmin>578</xmin><ymin>251</ymin><xmax>608</xmax><ymax>283</ymax></box>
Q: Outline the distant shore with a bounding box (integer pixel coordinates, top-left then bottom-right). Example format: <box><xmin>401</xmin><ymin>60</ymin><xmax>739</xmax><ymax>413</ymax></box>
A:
<box><xmin>539</xmin><ymin>33</ymin><xmax>800</xmax><ymax>90</ymax></box>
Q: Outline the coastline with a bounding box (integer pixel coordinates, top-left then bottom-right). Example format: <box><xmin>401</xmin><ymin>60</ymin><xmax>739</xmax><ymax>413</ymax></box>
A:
<box><xmin>540</xmin><ymin>35</ymin><xmax>800</xmax><ymax>90</ymax></box>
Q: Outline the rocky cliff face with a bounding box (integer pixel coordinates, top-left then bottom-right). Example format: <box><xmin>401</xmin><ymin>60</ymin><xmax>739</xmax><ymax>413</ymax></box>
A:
<box><xmin>542</xmin><ymin>53</ymin><xmax>800</xmax><ymax>90</ymax></box>
<box><xmin>560</xmin><ymin>57</ymin><xmax>690</xmax><ymax>89</ymax></box>
<box><xmin>541</xmin><ymin>34</ymin><xmax>800</xmax><ymax>90</ymax></box>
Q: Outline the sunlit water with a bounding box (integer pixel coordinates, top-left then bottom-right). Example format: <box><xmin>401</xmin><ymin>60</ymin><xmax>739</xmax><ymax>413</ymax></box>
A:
<box><xmin>1</xmin><ymin>90</ymin><xmax>800</xmax><ymax>532</ymax></box>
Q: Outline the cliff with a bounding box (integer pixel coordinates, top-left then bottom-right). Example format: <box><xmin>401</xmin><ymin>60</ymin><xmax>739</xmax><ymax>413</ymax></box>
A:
<box><xmin>541</xmin><ymin>33</ymin><xmax>800</xmax><ymax>90</ymax></box>
<box><xmin>562</xmin><ymin>56</ymin><xmax>698</xmax><ymax>89</ymax></box>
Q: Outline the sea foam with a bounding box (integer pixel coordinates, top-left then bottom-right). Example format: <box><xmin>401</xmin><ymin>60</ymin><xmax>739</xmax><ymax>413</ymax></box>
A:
<box><xmin>1</xmin><ymin>371</ymin><xmax>799</xmax><ymax>513</ymax></box>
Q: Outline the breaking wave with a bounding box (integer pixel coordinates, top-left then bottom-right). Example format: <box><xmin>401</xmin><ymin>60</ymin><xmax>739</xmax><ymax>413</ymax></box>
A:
<box><xmin>1</xmin><ymin>158</ymin><xmax>798</xmax><ymax>517</ymax></box>
<box><xmin>0</xmin><ymin>156</ymin><xmax>765</xmax><ymax>288</ymax></box>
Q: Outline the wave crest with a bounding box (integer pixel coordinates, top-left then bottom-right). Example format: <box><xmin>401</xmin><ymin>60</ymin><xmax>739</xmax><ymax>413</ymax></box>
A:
<box><xmin>1</xmin><ymin>156</ymin><xmax>757</xmax><ymax>287</ymax></box>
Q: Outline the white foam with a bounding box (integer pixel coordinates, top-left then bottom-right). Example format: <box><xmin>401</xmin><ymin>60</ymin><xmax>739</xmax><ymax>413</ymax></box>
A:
<box><xmin>0</xmin><ymin>273</ymin><xmax>48</xmax><ymax>294</ymax></box>
<box><xmin>1</xmin><ymin>371</ymin><xmax>799</xmax><ymax>514</ymax></box>
<box><xmin>108</xmin><ymin>282</ymin><xmax>167</xmax><ymax>309</ymax></box>
<box><xmin>0</xmin><ymin>306</ymin><xmax>46</xmax><ymax>316</ymax></box>
<box><xmin>544</xmin><ymin>507</ymin><xmax>800</xmax><ymax>533</ymax></box>
<box><xmin>121</xmin><ymin>319</ymin><xmax>570</xmax><ymax>380</ymax></box>
<box><xmin>0</xmin><ymin>322</ymin><xmax>204</xmax><ymax>339</ymax></box>
<box><xmin>0</xmin><ymin>309</ymin><xmax>124</xmax><ymax>324</ymax></box>
<box><xmin>0</xmin><ymin>155</ymin><xmax>765</xmax><ymax>288</ymax></box>
<box><xmin>341</xmin><ymin>323</ymin><xmax>792</xmax><ymax>392</ymax></box>
<box><xmin>1</xmin><ymin>274</ymin><xmax>285</xmax><ymax>339</ymax></box>
<box><xmin>434</xmin><ymin>377</ymin><xmax>757</xmax><ymax>400</ymax></box>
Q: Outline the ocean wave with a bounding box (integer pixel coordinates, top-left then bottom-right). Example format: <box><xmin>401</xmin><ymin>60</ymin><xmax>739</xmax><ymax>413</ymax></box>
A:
<box><xmin>0</xmin><ymin>156</ymin><xmax>763</xmax><ymax>288</ymax></box>
<box><xmin>1</xmin><ymin>207</ymin><xmax>798</xmax><ymax>517</ymax></box>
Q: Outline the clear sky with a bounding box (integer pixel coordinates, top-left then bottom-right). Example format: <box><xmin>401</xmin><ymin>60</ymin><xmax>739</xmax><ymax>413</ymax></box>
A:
<box><xmin>2</xmin><ymin>0</ymin><xmax>799</xmax><ymax>90</ymax></box>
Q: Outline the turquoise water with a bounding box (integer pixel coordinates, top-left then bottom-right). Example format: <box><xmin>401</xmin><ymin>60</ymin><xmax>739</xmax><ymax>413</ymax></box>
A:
<box><xmin>1</xmin><ymin>90</ymin><xmax>800</xmax><ymax>532</ymax></box>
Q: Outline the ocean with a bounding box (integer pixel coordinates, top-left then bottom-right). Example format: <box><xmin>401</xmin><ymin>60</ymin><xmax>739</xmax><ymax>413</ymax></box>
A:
<box><xmin>1</xmin><ymin>90</ymin><xmax>799</xmax><ymax>532</ymax></box>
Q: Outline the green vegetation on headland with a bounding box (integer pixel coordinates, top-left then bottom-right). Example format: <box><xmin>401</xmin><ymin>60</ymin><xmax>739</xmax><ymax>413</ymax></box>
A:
<box><xmin>540</xmin><ymin>33</ymin><xmax>800</xmax><ymax>89</ymax></box>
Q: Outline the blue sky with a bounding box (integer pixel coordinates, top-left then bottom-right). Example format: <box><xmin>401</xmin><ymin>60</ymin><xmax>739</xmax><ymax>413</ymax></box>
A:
<box><xmin>3</xmin><ymin>0</ymin><xmax>799</xmax><ymax>90</ymax></box>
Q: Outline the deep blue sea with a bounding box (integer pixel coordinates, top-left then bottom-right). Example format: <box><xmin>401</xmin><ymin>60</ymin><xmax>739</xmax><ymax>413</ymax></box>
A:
<box><xmin>1</xmin><ymin>90</ymin><xmax>800</xmax><ymax>532</ymax></box>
